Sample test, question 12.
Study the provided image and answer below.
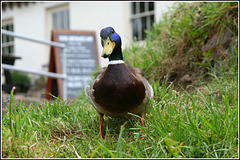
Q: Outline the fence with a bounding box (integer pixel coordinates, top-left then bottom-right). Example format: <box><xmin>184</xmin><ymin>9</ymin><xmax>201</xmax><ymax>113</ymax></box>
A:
<box><xmin>2</xmin><ymin>29</ymin><xmax>68</xmax><ymax>101</ymax></box>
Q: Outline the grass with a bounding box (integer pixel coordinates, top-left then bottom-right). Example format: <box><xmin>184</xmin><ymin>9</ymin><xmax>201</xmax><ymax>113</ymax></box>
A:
<box><xmin>1</xmin><ymin>1</ymin><xmax>238</xmax><ymax>158</ymax></box>
<box><xmin>2</xmin><ymin>68</ymin><xmax>238</xmax><ymax>158</ymax></box>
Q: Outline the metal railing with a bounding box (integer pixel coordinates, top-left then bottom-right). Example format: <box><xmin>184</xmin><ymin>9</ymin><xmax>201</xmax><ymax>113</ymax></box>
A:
<box><xmin>2</xmin><ymin>29</ymin><xmax>67</xmax><ymax>101</ymax></box>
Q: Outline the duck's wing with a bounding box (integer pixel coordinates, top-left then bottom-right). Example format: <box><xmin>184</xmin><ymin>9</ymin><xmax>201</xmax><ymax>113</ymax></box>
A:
<box><xmin>127</xmin><ymin>66</ymin><xmax>154</xmax><ymax>100</ymax></box>
<box><xmin>95</xmin><ymin>67</ymin><xmax>107</xmax><ymax>79</ymax></box>
<box><xmin>84</xmin><ymin>67</ymin><xmax>107</xmax><ymax>114</ymax></box>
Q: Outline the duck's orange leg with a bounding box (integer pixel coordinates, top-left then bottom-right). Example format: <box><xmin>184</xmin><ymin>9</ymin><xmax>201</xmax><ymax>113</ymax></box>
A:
<box><xmin>99</xmin><ymin>114</ymin><xmax>105</xmax><ymax>139</ymax></box>
<box><xmin>140</xmin><ymin>116</ymin><xmax>145</xmax><ymax>139</ymax></box>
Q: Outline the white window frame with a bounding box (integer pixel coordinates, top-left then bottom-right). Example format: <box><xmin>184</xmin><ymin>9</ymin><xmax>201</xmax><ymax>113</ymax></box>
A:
<box><xmin>52</xmin><ymin>8</ymin><xmax>70</xmax><ymax>29</ymax></box>
<box><xmin>131</xmin><ymin>2</ymin><xmax>155</xmax><ymax>41</ymax></box>
<box><xmin>2</xmin><ymin>19</ymin><xmax>15</xmax><ymax>56</ymax></box>
<box><xmin>46</xmin><ymin>4</ymin><xmax>70</xmax><ymax>31</ymax></box>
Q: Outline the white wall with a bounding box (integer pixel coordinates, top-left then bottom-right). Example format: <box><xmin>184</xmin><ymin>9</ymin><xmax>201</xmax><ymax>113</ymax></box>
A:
<box><xmin>155</xmin><ymin>2</ymin><xmax>175</xmax><ymax>23</ymax></box>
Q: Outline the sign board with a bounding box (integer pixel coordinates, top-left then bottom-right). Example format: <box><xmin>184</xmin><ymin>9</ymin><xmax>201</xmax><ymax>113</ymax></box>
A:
<box><xmin>46</xmin><ymin>29</ymin><xmax>99</xmax><ymax>100</ymax></box>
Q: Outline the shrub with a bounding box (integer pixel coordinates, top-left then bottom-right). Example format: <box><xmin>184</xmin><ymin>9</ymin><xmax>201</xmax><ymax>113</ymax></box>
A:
<box><xmin>10</xmin><ymin>71</ymin><xmax>31</xmax><ymax>84</ymax></box>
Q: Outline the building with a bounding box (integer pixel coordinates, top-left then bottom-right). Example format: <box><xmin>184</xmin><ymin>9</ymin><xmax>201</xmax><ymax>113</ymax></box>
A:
<box><xmin>1</xmin><ymin>1</ymin><xmax>174</xmax><ymax>97</ymax></box>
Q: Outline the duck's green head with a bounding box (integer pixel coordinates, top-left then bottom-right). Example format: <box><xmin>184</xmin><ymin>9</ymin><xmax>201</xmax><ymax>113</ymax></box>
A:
<box><xmin>100</xmin><ymin>27</ymin><xmax>122</xmax><ymax>61</ymax></box>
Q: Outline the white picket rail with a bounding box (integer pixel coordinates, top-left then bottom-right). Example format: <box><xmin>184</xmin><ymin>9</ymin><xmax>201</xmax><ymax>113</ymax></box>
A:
<box><xmin>2</xmin><ymin>29</ymin><xmax>67</xmax><ymax>101</ymax></box>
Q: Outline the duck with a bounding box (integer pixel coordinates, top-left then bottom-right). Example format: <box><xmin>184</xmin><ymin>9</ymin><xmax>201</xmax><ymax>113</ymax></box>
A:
<box><xmin>84</xmin><ymin>26</ymin><xmax>154</xmax><ymax>139</ymax></box>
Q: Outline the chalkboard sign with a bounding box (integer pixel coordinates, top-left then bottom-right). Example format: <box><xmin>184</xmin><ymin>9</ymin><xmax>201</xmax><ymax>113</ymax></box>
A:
<box><xmin>46</xmin><ymin>29</ymin><xmax>99</xmax><ymax>100</ymax></box>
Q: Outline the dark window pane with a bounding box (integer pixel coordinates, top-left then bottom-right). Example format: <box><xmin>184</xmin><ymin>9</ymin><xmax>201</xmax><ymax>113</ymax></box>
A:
<box><xmin>131</xmin><ymin>2</ymin><xmax>136</xmax><ymax>15</ymax></box>
<box><xmin>9</xmin><ymin>46</ymin><xmax>12</xmax><ymax>54</ymax></box>
<box><xmin>2</xmin><ymin>35</ymin><xmax>6</xmax><ymax>43</ymax></box>
<box><xmin>10</xmin><ymin>36</ymin><xmax>14</xmax><ymax>42</ymax></box>
<box><xmin>5</xmin><ymin>47</ymin><xmax>8</xmax><ymax>54</ymax></box>
<box><xmin>7</xmin><ymin>34</ymin><xmax>9</xmax><ymax>42</ymax></box>
<box><xmin>5</xmin><ymin>25</ymin><xmax>9</xmax><ymax>42</ymax></box>
<box><xmin>133</xmin><ymin>18</ymin><xmax>139</xmax><ymax>40</ymax></box>
<box><xmin>7</xmin><ymin>46</ymin><xmax>10</xmax><ymax>54</ymax></box>
<box><xmin>66</xmin><ymin>10</ymin><xmax>70</xmax><ymax>29</ymax></box>
<box><xmin>9</xmin><ymin>46</ymin><xmax>11</xmax><ymax>54</ymax></box>
<box><xmin>149</xmin><ymin>2</ymin><xmax>154</xmax><ymax>11</ymax></box>
<box><xmin>140</xmin><ymin>2</ymin><xmax>145</xmax><ymax>13</ymax></box>
<box><xmin>141</xmin><ymin>17</ymin><xmax>147</xmax><ymax>40</ymax></box>
<box><xmin>150</xmin><ymin>15</ymin><xmax>155</xmax><ymax>27</ymax></box>
<box><xmin>53</xmin><ymin>12</ymin><xmax>58</xmax><ymax>28</ymax></box>
<box><xmin>3</xmin><ymin>47</ymin><xmax>6</xmax><ymax>54</ymax></box>
<box><xmin>9</xmin><ymin>24</ymin><xmax>13</xmax><ymax>31</ymax></box>
<box><xmin>61</xmin><ymin>11</ymin><xmax>65</xmax><ymax>29</ymax></box>
<box><xmin>9</xmin><ymin>33</ymin><xmax>13</xmax><ymax>42</ymax></box>
<box><xmin>2</xmin><ymin>47</ymin><xmax>5</xmax><ymax>54</ymax></box>
<box><xmin>12</xmin><ymin>46</ymin><xmax>14</xmax><ymax>54</ymax></box>
<box><xmin>11</xmin><ymin>24</ymin><xmax>14</xmax><ymax>31</ymax></box>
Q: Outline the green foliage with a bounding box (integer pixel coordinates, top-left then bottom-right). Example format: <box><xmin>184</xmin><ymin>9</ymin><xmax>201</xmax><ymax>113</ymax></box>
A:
<box><xmin>123</xmin><ymin>2</ymin><xmax>238</xmax><ymax>80</ymax></box>
<box><xmin>10</xmin><ymin>71</ymin><xmax>31</xmax><ymax>84</ymax></box>
<box><xmin>164</xmin><ymin>137</ymin><xmax>183</xmax><ymax>158</ymax></box>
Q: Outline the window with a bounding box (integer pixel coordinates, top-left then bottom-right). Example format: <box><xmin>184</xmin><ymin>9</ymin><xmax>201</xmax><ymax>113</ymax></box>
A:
<box><xmin>131</xmin><ymin>2</ymin><xmax>155</xmax><ymax>41</ymax></box>
<box><xmin>2</xmin><ymin>20</ymin><xmax>14</xmax><ymax>56</ymax></box>
<box><xmin>52</xmin><ymin>8</ymin><xmax>70</xmax><ymax>29</ymax></box>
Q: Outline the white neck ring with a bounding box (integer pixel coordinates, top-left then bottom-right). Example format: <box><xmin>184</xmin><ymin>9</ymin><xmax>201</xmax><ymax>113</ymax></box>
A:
<box><xmin>108</xmin><ymin>60</ymin><xmax>124</xmax><ymax>65</ymax></box>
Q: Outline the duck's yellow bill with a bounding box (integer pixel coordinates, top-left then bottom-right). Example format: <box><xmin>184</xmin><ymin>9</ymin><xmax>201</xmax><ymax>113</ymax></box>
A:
<box><xmin>102</xmin><ymin>37</ymin><xmax>115</xmax><ymax>58</ymax></box>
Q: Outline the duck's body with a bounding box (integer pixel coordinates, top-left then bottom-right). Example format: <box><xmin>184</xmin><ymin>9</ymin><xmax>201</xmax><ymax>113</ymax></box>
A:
<box><xmin>85</xmin><ymin>61</ymin><xmax>153</xmax><ymax>118</ymax></box>
<box><xmin>84</xmin><ymin>27</ymin><xmax>154</xmax><ymax>139</ymax></box>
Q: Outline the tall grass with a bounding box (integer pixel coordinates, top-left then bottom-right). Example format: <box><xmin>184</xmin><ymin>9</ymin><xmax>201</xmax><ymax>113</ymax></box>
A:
<box><xmin>2</xmin><ymin>2</ymin><xmax>238</xmax><ymax>158</ymax></box>
<box><xmin>2</xmin><ymin>67</ymin><xmax>238</xmax><ymax>158</ymax></box>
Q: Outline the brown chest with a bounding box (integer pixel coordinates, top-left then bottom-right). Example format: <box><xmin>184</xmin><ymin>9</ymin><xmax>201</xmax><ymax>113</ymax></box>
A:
<box><xmin>93</xmin><ymin>64</ymin><xmax>146</xmax><ymax>114</ymax></box>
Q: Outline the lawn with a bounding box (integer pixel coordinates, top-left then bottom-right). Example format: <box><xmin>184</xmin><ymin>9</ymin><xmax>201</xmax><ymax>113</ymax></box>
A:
<box><xmin>1</xmin><ymin>2</ymin><xmax>238</xmax><ymax>158</ymax></box>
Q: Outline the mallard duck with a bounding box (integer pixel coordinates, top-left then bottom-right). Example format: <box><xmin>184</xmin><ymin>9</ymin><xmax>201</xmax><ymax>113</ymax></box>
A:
<box><xmin>84</xmin><ymin>26</ymin><xmax>154</xmax><ymax>139</ymax></box>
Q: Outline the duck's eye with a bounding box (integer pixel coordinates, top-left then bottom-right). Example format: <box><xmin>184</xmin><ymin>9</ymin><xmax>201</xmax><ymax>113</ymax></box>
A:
<box><xmin>107</xmin><ymin>42</ymin><xmax>110</xmax><ymax>45</ymax></box>
<box><xmin>111</xmin><ymin>29</ymin><xmax>114</xmax><ymax>34</ymax></box>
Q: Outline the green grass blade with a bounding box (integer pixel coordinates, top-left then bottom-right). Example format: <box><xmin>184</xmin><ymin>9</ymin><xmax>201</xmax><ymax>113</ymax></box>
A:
<box><xmin>116</xmin><ymin>121</ymin><xmax>127</xmax><ymax>158</ymax></box>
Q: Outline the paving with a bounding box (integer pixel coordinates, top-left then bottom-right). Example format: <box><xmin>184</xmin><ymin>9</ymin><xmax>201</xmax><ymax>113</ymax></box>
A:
<box><xmin>1</xmin><ymin>87</ymin><xmax>47</xmax><ymax>113</ymax></box>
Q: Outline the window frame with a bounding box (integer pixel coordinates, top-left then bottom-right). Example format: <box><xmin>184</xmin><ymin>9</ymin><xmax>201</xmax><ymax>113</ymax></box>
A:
<box><xmin>46</xmin><ymin>4</ymin><xmax>70</xmax><ymax>30</ymax></box>
<box><xmin>52</xmin><ymin>9</ymin><xmax>70</xmax><ymax>29</ymax></box>
<box><xmin>131</xmin><ymin>2</ymin><xmax>155</xmax><ymax>41</ymax></box>
<box><xmin>2</xmin><ymin>19</ymin><xmax>15</xmax><ymax>56</ymax></box>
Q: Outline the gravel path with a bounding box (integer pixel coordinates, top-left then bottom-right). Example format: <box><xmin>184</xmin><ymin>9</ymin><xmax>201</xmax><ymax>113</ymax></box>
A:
<box><xmin>2</xmin><ymin>87</ymin><xmax>46</xmax><ymax>113</ymax></box>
